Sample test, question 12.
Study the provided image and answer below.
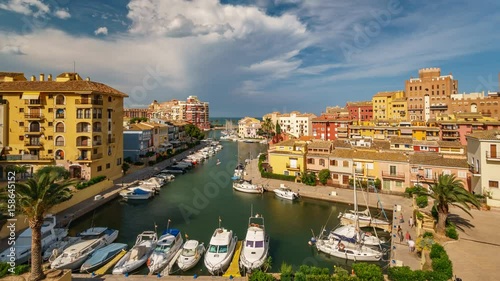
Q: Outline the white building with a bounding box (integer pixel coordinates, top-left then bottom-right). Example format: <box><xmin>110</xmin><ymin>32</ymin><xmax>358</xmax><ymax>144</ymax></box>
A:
<box><xmin>263</xmin><ymin>111</ymin><xmax>316</xmax><ymax>138</ymax></box>
<box><xmin>238</xmin><ymin>117</ymin><xmax>261</xmax><ymax>138</ymax></box>
<box><xmin>466</xmin><ymin>130</ymin><xmax>500</xmax><ymax>207</ymax></box>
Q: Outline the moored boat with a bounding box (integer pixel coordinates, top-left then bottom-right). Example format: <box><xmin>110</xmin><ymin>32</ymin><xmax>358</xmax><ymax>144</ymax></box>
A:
<box><xmin>80</xmin><ymin>243</ymin><xmax>128</xmax><ymax>273</ymax></box>
<box><xmin>233</xmin><ymin>180</ymin><xmax>263</xmax><ymax>194</ymax></box>
<box><xmin>43</xmin><ymin>236</ymin><xmax>82</xmax><ymax>262</ymax></box>
<box><xmin>273</xmin><ymin>184</ymin><xmax>299</xmax><ymax>200</ymax></box>
<box><xmin>176</xmin><ymin>240</ymin><xmax>205</xmax><ymax>271</ymax></box>
<box><xmin>112</xmin><ymin>231</ymin><xmax>158</xmax><ymax>275</ymax></box>
<box><xmin>147</xmin><ymin>228</ymin><xmax>184</xmax><ymax>274</ymax></box>
<box><xmin>50</xmin><ymin>238</ymin><xmax>107</xmax><ymax>270</ymax></box>
<box><xmin>240</xmin><ymin>213</ymin><xmax>269</xmax><ymax>273</ymax></box>
<box><xmin>204</xmin><ymin>226</ymin><xmax>238</xmax><ymax>275</ymax></box>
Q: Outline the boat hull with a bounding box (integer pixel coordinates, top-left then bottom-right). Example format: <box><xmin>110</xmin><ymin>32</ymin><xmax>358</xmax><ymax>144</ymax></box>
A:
<box><xmin>315</xmin><ymin>239</ymin><xmax>381</xmax><ymax>262</ymax></box>
<box><xmin>204</xmin><ymin>236</ymin><xmax>238</xmax><ymax>275</ymax></box>
<box><xmin>233</xmin><ymin>182</ymin><xmax>263</xmax><ymax>194</ymax></box>
<box><xmin>80</xmin><ymin>243</ymin><xmax>128</xmax><ymax>273</ymax></box>
<box><xmin>177</xmin><ymin>244</ymin><xmax>205</xmax><ymax>271</ymax></box>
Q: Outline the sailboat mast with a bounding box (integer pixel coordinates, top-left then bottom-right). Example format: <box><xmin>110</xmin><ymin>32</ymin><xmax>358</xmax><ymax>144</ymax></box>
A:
<box><xmin>353</xmin><ymin>165</ymin><xmax>359</xmax><ymax>230</ymax></box>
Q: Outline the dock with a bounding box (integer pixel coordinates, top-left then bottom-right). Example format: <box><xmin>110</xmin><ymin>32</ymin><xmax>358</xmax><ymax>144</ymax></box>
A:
<box><xmin>223</xmin><ymin>241</ymin><xmax>242</xmax><ymax>278</ymax></box>
<box><xmin>160</xmin><ymin>248</ymin><xmax>183</xmax><ymax>276</ymax></box>
<box><xmin>94</xmin><ymin>249</ymin><xmax>127</xmax><ymax>276</ymax></box>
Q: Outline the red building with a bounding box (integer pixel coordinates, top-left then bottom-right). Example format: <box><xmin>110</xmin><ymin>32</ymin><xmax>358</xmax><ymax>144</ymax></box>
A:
<box><xmin>312</xmin><ymin>114</ymin><xmax>351</xmax><ymax>141</ymax></box>
<box><xmin>346</xmin><ymin>101</ymin><xmax>373</xmax><ymax>121</ymax></box>
<box><xmin>124</xmin><ymin>108</ymin><xmax>150</xmax><ymax>119</ymax></box>
<box><xmin>182</xmin><ymin>96</ymin><xmax>210</xmax><ymax>130</ymax></box>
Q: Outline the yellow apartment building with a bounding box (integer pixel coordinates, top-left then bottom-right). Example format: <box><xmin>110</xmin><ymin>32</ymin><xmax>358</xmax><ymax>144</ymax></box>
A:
<box><xmin>0</xmin><ymin>72</ymin><xmax>127</xmax><ymax>181</ymax></box>
<box><xmin>268</xmin><ymin>139</ymin><xmax>307</xmax><ymax>176</ymax></box>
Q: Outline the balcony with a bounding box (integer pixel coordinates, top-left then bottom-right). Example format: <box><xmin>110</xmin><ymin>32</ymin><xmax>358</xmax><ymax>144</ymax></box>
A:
<box><xmin>286</xmin><ymin>163</ymin><xmax>300</xmax><ymax>170</ymax></box>
<box><xmin>337</xmin><ymin>127</ymin><xmax>348</xmax><ymax>132</ymax></box>
<box><xmin>92</xmin><ymin>114</ymin><xmax>103</xmax><ymax>119</ymax></box>
<box><xmin>93</xmin><ymin>153</ymin><xmax>103</xmax><ymax>159</ymax></box>
<box><xmin>430</xmin><ymin>104</ymin><xmax>448</xmax><ymax>110</ymax></box>
<box><xmin>24</xmin><ymin>140</ymin><xmax>43</xmax><ymax>147</ymax></box>
<box><xmin>426</xmin><ymin>135</ymin><xmax>440</xmax><ymax>141</ymax></box>
<box><xmin>0</xmin><ymin>154</ymin><xmax>52</xmax><ymax>162</ymax></box>
<box><xmin>92</xmin><ymin>127</ymin><xmax>102</xmax><ymax>133</ymax></box>
<box><xmin>442</xmin><ymin>134</ymin><xmax>459</xmax><ymax>140</ymax></box>
<box><xmin>76</xmin><ymin>127</ymin><xmax>92</xmax><ymax>133</ymax></box>
<box><xmin>469</xmin><ymin>164</ymin><xmax>480</xmax><ymax>176</ymax></box>
<box><xmin>441</xmin><ymin>126</ymin><xmax>458</xmax><ymax>131</ymax></box>
<box><xmin>24</xmin><ymin>99</ymin><xmax>42</xmax><ymax>106</ymax></box>
<box><xmin>75</xmin><ymin>99</ymin><xmax>103</xmax><ymax>106</ymax></box>
<box><xmin>25</xmin><ymin>113</ymin><xmax>44</xmax><ymax>120</ymax></box>
<box><xmin>107</xmin><ymin>137</ymin><xmax>115</xmax><ymax>144</ymax></box>
<box><xmin>382</xmin><ymin>171</ymin><xmax>405</xmax><ymax>179</ymax></box>
<box><xmin>93</xmin><ymin>140</ymin><xmax>102</xmax><ymax>146</ymax></box>
<box><xmin>76</xmin><ymin>141</ymin><xmax>91</xmax><ymax>147</ymax></box>
<box><xmin>486</xmin><ymin>151</ymin><xmax>500</xmax><ymax>161</ymax></box>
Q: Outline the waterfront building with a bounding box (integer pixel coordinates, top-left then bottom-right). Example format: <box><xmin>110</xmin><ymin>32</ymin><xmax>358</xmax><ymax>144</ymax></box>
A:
<box><xmin>311</xmin><ymin>114</ymin><xmax>351</xmax><ymax>141</ymax></box>
<box><xmin>409</xmin><ymin>153</ymin><xmax>470</xmax><ymax>191</ymax></box>
<box><xmin>450</xmin><ymin>91</ymin><xmax>500</xmax><ymax>119</ymax></box>
<box><xmin>466</xmin><ymin>130</ymin><xmax>500</xmax><ymax>206</ymax></box>
<box><xmin>328</xmin><ymin>149</ymin><xmax>353</xmax><ymax>187</ymax></box>
<box><xmin>141</xmin><ymin>122</ymin><xmax>171</xmax><ymax>153</ymax></box>
<box><xmin>123</xmin><ymin>108</ymin><xmax>150</xmax><ymax>119</ymax></box>
<box><xmin>325</xmin><ymin>106</ymin><xmax>349</xmax><ymax>118</ymax></box>
<box><xmin>436</xmin><ymin>113</ymin><xmax>500</xmax><ymax>145</ymax></box>
<box><xmin>405</xmin><ymin>68</ymin><xmax>458</xmax><ymax>121</ymax></box>
<box><xmin>144</xmin><ymin>96</ymin><xmax>210</xmax><ymax>130</ymax></box>
<box><xmin>263</xmin><ymin>111</ymin><xmax>316</xmax><ymax>138</ymax></box>
<box><xmin>267</xmin><ymin>139</ymin><xmax>307</xmax><ymax>177</ymax></box>
<box><xmin>346</xmin><ymin>101</ymin><xmax>373</xmax><ymax>121</ymax></box>
<box><xmin>0</xmin><ymin>72</ymin><xmax>126</xmax><ymax>180</ymax></box>
<box><xmin>238</xmin><ymin>117</ymin><xmax>261</xmax><ymax>138</ymax></box>
<box><xmin>372</xmin><ymin>91</ymin><xmax>406</xmax><ymax>121</ymax></box>
<box><xmin>305</xmin><ymin>141</ymin><xmax>333</xmax><ymax>174</ymax></box>
<box><xmin>123</xmin><ymin>123</ymin><xmax>154</xmax><ymax>162</ymax></box>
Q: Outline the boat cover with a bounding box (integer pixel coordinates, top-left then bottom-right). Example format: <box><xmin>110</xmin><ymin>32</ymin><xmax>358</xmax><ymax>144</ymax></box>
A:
<box><xmin>163</xmin><ymin>228</ymin><xmax>180</xmax><ymax>236</ymax></box>
<box><xmin>133</xmin><ymin>188</ymin><xmax>150</xmax><ymax>195</ymax></box>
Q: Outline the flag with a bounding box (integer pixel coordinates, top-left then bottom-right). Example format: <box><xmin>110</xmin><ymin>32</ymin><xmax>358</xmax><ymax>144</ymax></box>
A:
<box><xmin>168</xmin><ymin>219</ymin><xmax>171</xmax><ymax>223</ymax></box>
<box><xmin>219</xmin><ymin>216</ymin><xmax>221</xmax><ymax>222</ymax></box>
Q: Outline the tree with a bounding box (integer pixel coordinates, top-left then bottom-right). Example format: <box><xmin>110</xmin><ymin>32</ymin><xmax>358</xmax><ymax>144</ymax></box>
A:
<box><xmin>121</xmin><ymin>163</ymin><xmax>130</xmax><ymax>175</ymax></box>
<box><xmin>275</xmin><ymin>121</ymin><xmax>281</xmax><ymax>135</ymax></box>
<box><xmin>129</xmin><ymin>117</ymin><xmax>148</xmax><ymax>124</ymax></box>
<box><xmin>11</xmin><ymin>171</ymin><xmax>76</xmax><ymax>281</ymax></box>
<box><xmin>184</xmin><ymin>124</ymin><xmax>204</xmax><ymax>140</ymax></box>
<box><xmin>416</xmin><ymin>173</ymin><xmax>481</xmax><ymax>235</ymax></box>
<box><xmin>301</xmin><ymin>172</ymin><xmax>316</xmax><ymax>186</ymax></box>
<box><xmin>318</xmin><ymin>169</ymin><xmax>330</xmax><ymax>185</ymax></box>
<box><xmin>261</xmin><ymin>117</ymin><xmax>275</xmax><ymax>138</ymax></box>
<box><xmin>34</xmin><ymin>166</ymin><xmax>70</xmax><ymax>180</ymax></box>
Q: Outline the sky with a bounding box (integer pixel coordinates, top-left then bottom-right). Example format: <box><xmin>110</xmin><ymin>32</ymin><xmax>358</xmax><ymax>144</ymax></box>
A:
<box><xmin>1</xmin><ymin>0</ymin><xmax>499</xmax><ymax>117</ymax></box>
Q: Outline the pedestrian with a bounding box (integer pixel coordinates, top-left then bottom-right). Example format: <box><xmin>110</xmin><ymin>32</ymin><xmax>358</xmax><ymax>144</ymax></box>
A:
<box><xmin>408</xmin><ymin>239</ymin><xmax>415</xmax><ymax>252</ymax></box>
<box><xmin>409</xmin><ymin>216</ymin><xmax>414</xmax><ymax>228</ymax></box>
<box><xmin>405</xmin><ymin>230</ymin><xmax>411</xmax><ymax>243</ymax></box>
<box><xmin>399</xmin><ymin>213</ymin><xmax>404</xmax><ymax>223</ymax></box>
<box><xmin>397</xmin><ymin>225</ymin><xmax>403</xmax><ymax>242</ymax></box>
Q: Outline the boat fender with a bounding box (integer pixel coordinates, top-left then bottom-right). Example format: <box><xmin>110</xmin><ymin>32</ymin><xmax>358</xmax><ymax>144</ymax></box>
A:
<box><xmin>147</xmin><ymin>258</ymin><xmax>153</xmax><ymax>267</ymax></box>
<box><xmin>339</xmin><ymin>242</ymin><xmax>345</xmax><ymax>251</ymax></box>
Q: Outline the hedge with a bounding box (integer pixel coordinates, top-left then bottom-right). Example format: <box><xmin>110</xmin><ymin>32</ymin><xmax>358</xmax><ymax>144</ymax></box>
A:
<box><xmin>0</xmin><ymin>263</ymin><xmax>29</xmax><ymax>278</ymax></box>
<box><xmin>76</xmin><ymin>175</ymin><xmax>107</xmax><ymax>190</ymax></box>
<box><xmin>261</xmin><ymin>172</ymin><xmax>295</xmax><ymax>181</ymax></box>
<box><xmin>416</xmin><ymin>195</ymin><xmax>428</xmax><ymax>208</ymax></box>
<box><xmin>445</xmin><ymin>224</ymin><xmax>459</xmax><ymax>240</ymax></box>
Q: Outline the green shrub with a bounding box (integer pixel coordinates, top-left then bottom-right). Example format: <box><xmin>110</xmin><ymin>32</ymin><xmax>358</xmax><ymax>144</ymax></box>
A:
<box><xmin>445</xmin><ymin>224</ymin><xmax>459</xmax><ymax>240</ymax></box>
<box><xmin>416</xmin><ymin>195</ymin><xmax>428</xmax><ymax>208</ymax></box>
<box><xmin>416</xmin><ymin>211</ymin><xmax>424</xmax><ymax>220</ymax></box>
<box><xmin>423</xmin><ymin>232</ymin><xmax>434</xmax><ymax>238</ymax></box>
<box><xmin>405</xmin><ymin>185</ymin><xmax>426</xmax><ymax>198</ymax></box>
<box><xmin>261</xmin><ymin>172</ymin><xmax>295</xmax><ymax>181</ymax></box>
<box><xmin>0</xmin><ymin>263</ymin><xmax>30</xmax><ymax>278</ymax></box>
<box><xmin>124</xmin><ymin>157</ymin><xmax>133</xmax><ymax>163</ymax></box>
<box><xmin>318</xmin><ymin>169</ymin><xmax>330</xmax><ymax>185</ymax></box>
<box><xmin>13</xmin><ymin>264</ymin><xmax>29</xmax><ymax>275</ymax></box>
<box><xmin>431</xmin><ymin>205</ymin><xmax>438</xmax><ymax>221</ymax></box>
<box><xmin>429</xmin><ymin>244</ymin><xmax>446</xmax><ymax>259</ymax></box>
<box><xmin>75</xmin><ymin>175</ymin><xmax>106</xmax><ymax>190</ymax></box>
<box><xmin>431</xmin><ymin>258</ymin><xmax>453</xmax><ymax>279</ymax></box>
<box><xmin>352</xmin><ymin>263</ymin><xmax>383</xmax><ymax>281</ymax></box>
<box><xmin>301</xmin><ymin>172</ymin><xmax>317</xmax><ymax>186</ymax></box>
<box><xmin>249</xmin><ymin>270</ymin><xmax>275</xmax><ymax>281</ymax></box>
<box><xmin>280</xmin><ymin>262</ymin><xmax>293</xmax><ymax>281</ymax></box>
<box><xmin>134</xmin><ymin>161</ymin><xmax>144</xmax><ymax>166</ymax></box>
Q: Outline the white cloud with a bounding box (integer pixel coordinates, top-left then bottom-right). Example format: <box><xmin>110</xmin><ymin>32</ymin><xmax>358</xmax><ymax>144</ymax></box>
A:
<box><xmin>0</xmin><ymin>0</ymin><xmax>49</xmax><ymax>17</ymax></box>
<box><xmin>54</xmin><ymin>8</ymin><xmax>71</xmax><ymax>19</ymax></box>
<box><xmin>0</xmin><ymin>45</ymin><xmax>26</xmax><ymax>55</ymax></box>
<box><xmin>94</xmin><ymin>27</ymin><xmax>108</xmax><ymax>36</ymax></box>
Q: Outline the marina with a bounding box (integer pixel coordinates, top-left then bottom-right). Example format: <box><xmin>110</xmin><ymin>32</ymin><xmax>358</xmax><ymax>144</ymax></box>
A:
<box><xmin>64</xmin><ymin>139</ymin><xmax>392</xmax><ymax>276</ymax></box>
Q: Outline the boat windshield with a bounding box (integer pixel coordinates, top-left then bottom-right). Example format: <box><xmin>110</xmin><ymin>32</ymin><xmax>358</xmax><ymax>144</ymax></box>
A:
<box><xmin>155</xmin><ymin>244</ymin><xmax>171</xmax><ymax>252</ymax></box>
<box><xmin>208</xmin><ymin>245</ymin><xmax>218</xmax><ymax>253</ymax></box>
<box><xmin>246</xmin><ymin>241</ymin><xmax>264</xmax><ymax>248</ymax></box>
<box><xmin>182</xmin><ymin>247</ymin><xmax>196</xmax><ymax>257</ymax></box>
<box><xmin>218</xmin><ymin>245</ymin><xmax>228</xmax><ymax>253</ymax></box>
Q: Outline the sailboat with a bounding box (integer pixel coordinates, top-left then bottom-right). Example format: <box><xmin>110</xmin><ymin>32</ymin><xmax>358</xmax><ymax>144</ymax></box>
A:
<box><xmin>314</xmin><ymin>167</ymin><xmax>383</xmax><ymax>261</ymax></box>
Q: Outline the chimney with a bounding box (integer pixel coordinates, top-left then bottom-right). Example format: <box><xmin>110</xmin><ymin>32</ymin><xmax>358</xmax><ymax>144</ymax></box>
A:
<box><xmin>47</xmin><ymin>74</ymin><xmax>52</xmax><ymax>81</ymax></box>
<box><xmin>86</xmin><ymin>77</ymin><xmax>90</xmax><ymax>81</ymax></box>
<box><xmin>39</xmin><ymin>73</ymin><xmax>44</xmax><ymax>81</ymax></box>
<box><xmin>30</xmin><ymin>75</ymin><xmax>36</xmax><ymax>81</ymax></box>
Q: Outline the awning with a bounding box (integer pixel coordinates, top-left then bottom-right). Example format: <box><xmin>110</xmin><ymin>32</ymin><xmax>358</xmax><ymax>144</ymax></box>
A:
<box><xmin>21</xmin><ymin>92</ymin><xmax>40</xmax><ymax>100</ymax></box>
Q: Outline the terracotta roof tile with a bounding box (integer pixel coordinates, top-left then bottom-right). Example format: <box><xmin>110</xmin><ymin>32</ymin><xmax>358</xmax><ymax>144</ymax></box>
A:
<box><xmin>413</xmin><ymin>140</ymin><xmax>438</xmax><ymax>146</ymax></box>
<box><xmin>466</xmin><ymin>130</ymin><xmax>500</xmax><ymax>141</ymax></box>
<box><xmin>332</xmin><ymin>140</ymin><xmax>352</xmax><ymax>148</ymax></box>
<box><xmin>0</xmin><ymin>80</ymin><xmax>128</xmax><ymax>97</ymax></box>
<box><xmin>0</xmin><ymin>72</ymin><xmax>24</xmax><ymax>77</ymax></box>
<box><xmin>372</xmin><ymin>140</ymin><xmax>390</xmax><ymax>150</ymax></box>
<box><xmin>307</xmin><ymin>141</ymin><xmax>332</xmax><ymax>149</ymax></box>
<box><xmin>409</xmin><ymin>153</ymin><xmax>469</xmax><ymax>168</ymax></box>
<box><xmin>390</xmin><ymin>136</ymin><xmax>414</xmax><ymax>145</ymax></box>
<box><xmin>437</xmin><ymin>141</ymin><xmax>464</xmax><ymax>148</ymax></box>
<box><xmin>352</xmin><ymin>150</ymin><xmax>408</xmax><ymax>162</ymax></box>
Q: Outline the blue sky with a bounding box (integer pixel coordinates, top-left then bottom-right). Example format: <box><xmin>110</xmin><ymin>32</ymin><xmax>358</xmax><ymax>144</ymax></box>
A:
<box><xmin>1</xmin><ymin>0</ymin><xmax>499</xmax><ymax>117</ymax></box>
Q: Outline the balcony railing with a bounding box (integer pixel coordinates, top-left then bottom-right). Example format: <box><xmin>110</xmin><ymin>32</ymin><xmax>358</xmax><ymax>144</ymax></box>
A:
<box><xmin>93</xmin><ymin>127</ymin><xmax>102</xmax><ymax>132</ymax></box>
<box><xmin>76</xmin><ymin>141</ymin><xmax>91</xmax><ymax>147</ymax></box>
<box><xmin>75</xmin><ymin>99</ymin><xmax>103</xmax><ymax>105</ymax></box>
<box><xmin>24</xmin><ymin>140</ymin><xmax>43</xmax><ymax>147</ymax></box>
<box><xmin>382</xmin><ymin>171</ymin><xmax>405</xmax><ymax>179</ymax></box>
<box><xmin>93</xmin><ymin>140</ymin><xmax>102</xmax><ymax>146</ymax></box>
<box><xmin>486</xmin><ymin>151</ymin><xmax>500</xmax><ymax>160</ymax></box>
<box><xmin>76</xmin><ymin>127</ymin><xmax>92</xmax><ymax>133</ymax></box>
<box><xmin>55</xmin><ymin>141</ymin><xmax>65</xmax><ymax>146</ymax></box>
<box><xmin>286</xmin><ymin>164</ymin><xmax>300</xmax><ymax>170</ymax></box>
<box><xmin>93</xmin><ymin>153</ymin><xmax>103</xmax><ymax>159</ymax></box>
<box><xmin>92</xmin><ymin>114</ymin><xmax>103</xmax><ymax>119</ymax></box>
<box><xmin>25</xmin><ymin>99</ymin><xmax>42</xmax><ymax>105</ymax></box>
<box><xmin>107</xmin><ymin>137</ymin><xmax>115</xmax><ymax>144</ymax></box>
<box><xmin>24</xmin><ymin>127</ymin><xmax>43</xmax><ymax>133</ymax></box>
<box><xmin>25</xmin><ymin>113</ymin><xmax>43</xmax><ymax>119</ymax></box>
<box><xmin>469</xmin><ymin>165</ymin><xmax>480</xmax><ymax>175</ymax></box>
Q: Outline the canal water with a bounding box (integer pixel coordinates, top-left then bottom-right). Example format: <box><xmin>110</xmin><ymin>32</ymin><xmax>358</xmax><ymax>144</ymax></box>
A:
<box><xmin>70</xmin><ymin>140</ymin><xmax>391</xmax><ymax>275</ymax></box>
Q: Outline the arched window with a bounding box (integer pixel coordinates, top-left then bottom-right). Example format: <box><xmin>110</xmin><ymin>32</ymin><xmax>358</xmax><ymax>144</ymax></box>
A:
<box><xmin>93</xmin><ymin>122</ymin><xmax>102</xmax><ymax>132</ymax></box>
<box><xmin>29</xmin><ymin>121</ymin><xmax>40</xmax><ymax>132</ymax></box>
<box><xmin>55</xmin><ymin>149</ymin><xmax>65</xmax><ymax>160</ymax></box>
<box><xmin>55</xmin><ymin>95</ymin><xmax>65</xmax><ymax>105</ymax></box>
<box><xmin>55</xmin><ymin>122</ymin><xmax>65</xmax><ymax>132</ymax></box>
<box><xmin>55</xmin><ymin>136</ymin><xmax>64</xmax><ymax>146</ymax></box>
<box><xmin>471</xmin><ymin>103</ymin><xmax>477</xmax><ymax>113</ymax></box>
<box><xmin>76</xmin><ymin>122</ymin><xmax>91</xmax><ymax>133</ymax></box>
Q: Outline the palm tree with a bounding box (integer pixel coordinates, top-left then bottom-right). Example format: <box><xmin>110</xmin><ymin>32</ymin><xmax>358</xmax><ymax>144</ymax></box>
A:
<box><xmin>417</xmin><ymin>173</ymin><xmax>481</xmax><ymax>235</ymax></box>
<box><xmin>261</xmin><ymin>117</ymin><xmax>275</xmax><ymax>139</ymax></box>
<box><xmin>14</xmin><ymin>170</ymin><xmax>76</xmax><ymax>281</ymax></box>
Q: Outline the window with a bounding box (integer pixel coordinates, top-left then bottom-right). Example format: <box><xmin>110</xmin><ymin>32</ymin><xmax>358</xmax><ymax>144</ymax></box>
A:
<box><xmin>106</xmin><ymin>163</ymin><xmax>110</xmax><ymax>169</ymax></box>
<box><xmin>458</xmin><ymin>171</ymin><xmax>466</xmax><ymax>178</ymax></box>
<box><xmin>343</xmin><ymin>161</ymin><xmax>349</xmax><ymax>167</ymax></box>
<box><xmin>396</xmin><ymin>181</ymin><xmax>403</xmax><ymax>187</ymax></box>
<box><xmin>319</xmin><ymin>159</ymin><xmax>325</xmax><ymax>166</ymax></box>
<box><xmin>366</xmin><ymin>163</ymin><xmax>374</xmax><ymax>170</ymax></box>
<box><xmin>93</xmin><ymin>148</ymin><xmax>98</xmax><ymax>154</ymax></box>
<box><xmin>284</xmin><ymin>171</ymin><xmax>289</xmax><ymax>176</ymax></box>
<box><xmin>55</xmin><ymin>136</ymin><xmax>64</xmax><ymax>146</ymax></box>
<box><xmin>383</xmin><ymin>180</ymin><xmax>390</xmax><ymax>190</ymax></box>
<box><xmin>442</xmin><ymin>170</ymin><xmax>451</xmax><ymax>175</ymax></box>
<box><xmin>411</xmin><ymin>167</ymin><xmax>418</xmax><ymax>173</ymax></box>
<box><xmin>55</xmin><ymin>122</ymin><xmax>65</xmax><ymax>132</ymax></box>
<box><xmin>19</xmin><ymin>122</ymin><xmax>24</xmax><ymax>127</ymax></box>
<box><xmin>48</xmin><ymin>122</ymin><xmax>53</xmax><ymax>127</ymax></box>
<box><xmin>424</xmin><ymin>168</ymin><xmax>433</xmax><ymax>179</ymax></box>
<box><xmin>117</xmin><ymin>158</ymin><xmax>122</xmax><ymax>165</ymax></box>
<box><xmin>97</xmin><ymin>166</ymin><xmax>102</xmax><ymax>172</ymax></box>
<box><xmin>307</xmin><ymin>158</ymin><xmax>314</xmax><ymax>164</ymax></box>
<box><xmin>19</xmin><ymin>108</ymin><xmax>24</xmax><ymax>113</ymax></box>
<box><xmin>390</xmin><ymin>165</ymin><xmax>396</xmax><ymax>175</ymax></box>
<box><xmin>333</xmin><ymin>174</ymin><xmax>338</xmax><ymax>180</ymax></box>
<box><xmin>330</xmin><ymin>160</ymin><xmax>337</xmax><ymax>166</ymax></box>
<box><xmin>55</xmin><ymin>95</ymin><xmax>65</xmax><ymax>105</ymax></box>
<box><xmin>47</xmin><ymin>136</ymin><xmax>53</xmax><ymax>140</ymax></box>
<box><xmin>48</xmin><ymin>108</ymin><xmax>53</xmax><ymax>113</ymax></box>
<box><xmin>489</xmin><ymin>181</ymin><xmax>499</xmax><ymax>188</ymax></box>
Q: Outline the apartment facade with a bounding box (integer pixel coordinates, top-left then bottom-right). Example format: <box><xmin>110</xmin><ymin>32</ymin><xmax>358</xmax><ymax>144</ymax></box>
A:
<box><xmin>372</xmin><ymin>91</ymin><xmax>405</xmax><ymax>121</ymax></box>
<box><xmin>238</xmin><ymin>117</ymin><xmax>261</xmax><ymax>138</ymax></box>
<box><xmin>123</xmin><ymin>123</ymin><xmax>154</xmax><ymax>162</ymax></box>
<box><xmin>311</xmin><ymin>114</ymin><xmax>351</xmax><ymax>141</ymax></box>
<box><xmin>0</xmin><ymin>72</ymin><xmax>126</xmax><ymax>180</ymax></box>
<box><xmin>346</xmin><ymin>101</ymin><xmax>373</xmax><ymax>121</ymax></box>
<box><xmin>267</xmin><ymin>139</ymin><xmax>307</xmax><ymax>176</ymax></box>
<box><xmin>263</xmin><ymin>111</ymin><xmax>316</xmax><ymax>138</ymax></box>
<box><xmin>466</xmin><ymin>130</ymin><xmax>500</xmax><ymax>206</ymax></box>
<box><xmin>450</xmin><ymin>91</ymin><xmax>500</xmax><ymax>119</ymax></box>
<box><xmin>405</xmin><ymin>68</ymin><xmax>458</xmax><ymax>121</ymax></box>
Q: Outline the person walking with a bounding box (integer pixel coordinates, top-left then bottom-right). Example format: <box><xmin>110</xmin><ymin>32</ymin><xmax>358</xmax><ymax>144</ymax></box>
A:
<box><xmin>408</xmin><ymin>239</ymin><xmax>415</xmax><ymax>252</ymax></box>
<box><xmin>397</xmin><ymin>225</ymin><xmax>403</xmax><ymax>242</ymax></box>
<box><xmin>399</xmin><ymin>213</ymin><xmax>404</xmax><ymax>223</ymax></box>
<box><xmin>405</xmin><ymin>230</ymin><xmax>411</xmax><ymax>243</ymax></box>
<box><xmin>409</xmin><ymin>216</ymin><xmax>414</xmax><ymax>228</ymax></box>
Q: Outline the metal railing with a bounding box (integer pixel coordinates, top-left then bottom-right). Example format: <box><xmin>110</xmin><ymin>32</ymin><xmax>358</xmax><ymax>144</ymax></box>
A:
<box><xmin>486</xmin><ymin>151</ymin><xmax>500</xmax><ymax>160</ymax></box>
<box><xmin>382</xmin><ymin>171</ymin><xmax>405</xmax><ymax>179</ymax></box>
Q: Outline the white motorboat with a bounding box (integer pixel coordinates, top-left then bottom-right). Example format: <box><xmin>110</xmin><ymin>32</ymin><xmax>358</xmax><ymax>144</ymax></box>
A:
<box><xmin>176</xmin><ymin>240</ymin><xmax>205</xmax><ymax>271</ymax></box>
<box><xmin>233</xmin><ymin>180</ymin><xmax>263</xmax><ymax>194</ymax></box>
<box><xmin>120</xmin><ymin>187</ymin><xmax>154</xmax><ymax>200</ymax></box>
<box><xmin>0</xmin><ymin>214</ymin><xmax>68</xmax><ymax>264</ymax></box>
<box><xmin>204</xmin><ymin>227</ymin><xmax>238</xmax><ymax>275</ymax></box>
<box><xmin>43</xmin><ymin>236</ymin><xmax>82</xmax><ymax>262</ymax></box>
<box><xmin>232</xmin><ymin>163</ymin><xmax>245</xmax><ymax>180</ymax></box>
<box><xmin>329</xmin><ymin>225</ymin><xmax>384</xmax><ymax>247</ymax></box>
<box><xmin>147</xmin><ymin>229</ymin><xmax>184</xmax><ymax>274</ymax></box>
<box><xmin>80</xmin><ymin>243</ymin><xmax>128</xmax><ymax>273</ymax></box>
<box><xmin>240</xmin><ymin>213</ymin><xmax>270</xmax><ymax>272</ymax></box>
<box><xmin>78</xmin><ymin>227</ymin><xmax>119</xmax><ymax>245</ymax></box>
<box><xmin>50</xmin><ymin>238</ymin><xmax>107</xmax><ymax>270</ymax></box>
<box><xmin>273</xmin><ymin>184</ymin><xmax>299</xmax><ymax>200</ymax></box>
<box><xmin>112</xmin><ymin>231</ymin><xmax>158</xmax><ymax>275</ymax></box>
<box><xmin>314</xmin><ymin>169</ymin><xmax>383</xmax><ymax>262</ymax></box>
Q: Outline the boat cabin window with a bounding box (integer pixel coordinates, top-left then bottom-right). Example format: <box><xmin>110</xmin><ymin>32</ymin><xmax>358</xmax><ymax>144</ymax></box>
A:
<box><xmin>156</xmin><ymin>244</ymin><xmax>171</xmax><ymax>252</ymax></box>
<box><xmin>218</xmin><ymin>245</ymin><xmax>228</xmax><ymax>253</ymax></box>
<box><xmin>255</xmin><ymin>241</ymin><xmax>264</xmax><ymax>248</ymax></box>
<box><xmin>246</xmin><ymin>241</ymin><xmax>254</xmax><ymax>247</ymax></box>
<box><xmin>209</xmin><ymin>245</ymin><xmax>218</xmax><ymax>253</ymax></box>
<box><xmin>42</xmin><ymin>231</ymin><xmax>53</xmax><ymax>240</ymax></box>
<box><xmin>17</xmin><ymin>237</ymin><xmax>31</xmax><ymax>245</ymax></box>
<box><xmin>209</xmin><ymin>244</ymin><xmax>228</xmax><ymax>253</ymax></box>
<box><xmin>182</xmin><ymin>247</ymin><xmax>196</xmax><ymax>257</ymax></box>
